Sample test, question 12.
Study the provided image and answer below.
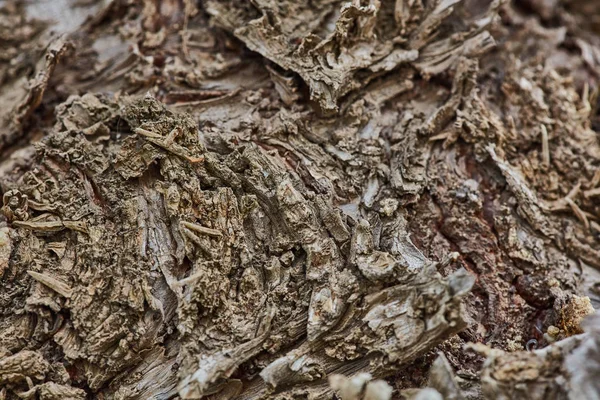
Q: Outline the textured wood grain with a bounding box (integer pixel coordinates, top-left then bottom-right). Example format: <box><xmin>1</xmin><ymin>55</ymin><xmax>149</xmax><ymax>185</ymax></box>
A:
<box><xmin>1</xmin><ymin>0</ymin><xmax>600</xmax><ymax>399</ymax></box>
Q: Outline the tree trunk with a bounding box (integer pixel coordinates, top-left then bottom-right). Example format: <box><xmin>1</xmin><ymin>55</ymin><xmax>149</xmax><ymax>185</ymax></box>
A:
<box><xmin>1</xmin><ymin>0</ymin><xmax>600</xmax><ymax>399</ymax></box>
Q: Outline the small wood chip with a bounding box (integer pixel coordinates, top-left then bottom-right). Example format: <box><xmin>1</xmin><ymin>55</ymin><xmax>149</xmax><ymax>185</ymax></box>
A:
<box><xmin>180</xmin><ymin>221</ymin><xmax>222</xmax><ymax>237</ymax></box>
<box><xmin>565</xmin><ymin>198</ymin><xmax>590</xmax><ymax>229</ymax></box>
<box><xmin>27</xmin><ymin>270</ymin><xmax>73</xmax><ymax>298</ymax></box>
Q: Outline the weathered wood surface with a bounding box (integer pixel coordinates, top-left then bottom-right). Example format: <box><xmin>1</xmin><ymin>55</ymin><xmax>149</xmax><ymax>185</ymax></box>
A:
<box><xmin>1</xmin><ymin>0</ymin><xmax>600</xmax><ymax>399</ymax></box>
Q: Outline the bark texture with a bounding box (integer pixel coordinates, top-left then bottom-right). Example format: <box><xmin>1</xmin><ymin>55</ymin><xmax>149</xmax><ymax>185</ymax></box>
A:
<box><xmin>1</xmin><ymin>0</ymin><xmax>600</xmax><ymax>399</ymax></box>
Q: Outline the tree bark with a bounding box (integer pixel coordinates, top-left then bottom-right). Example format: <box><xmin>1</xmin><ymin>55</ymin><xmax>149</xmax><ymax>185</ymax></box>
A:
<box><xmin>1</xmin><ymin>0</ymin><xmax>600</xmax><ymax>399</ymax></box>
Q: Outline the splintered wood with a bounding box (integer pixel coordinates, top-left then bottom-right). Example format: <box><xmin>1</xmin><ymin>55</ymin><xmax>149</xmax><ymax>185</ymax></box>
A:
<box><xmin>1</xmin><ymin>0</ymin><xmax>600</xmax><ymax>399</ymax></box>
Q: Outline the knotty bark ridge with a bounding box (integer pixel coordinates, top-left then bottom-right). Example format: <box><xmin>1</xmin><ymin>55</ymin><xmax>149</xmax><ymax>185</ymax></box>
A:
<box><xmin>1</xmin><ymin>0</ymin><xmax>600</xmax><ymax>399</ymax></box>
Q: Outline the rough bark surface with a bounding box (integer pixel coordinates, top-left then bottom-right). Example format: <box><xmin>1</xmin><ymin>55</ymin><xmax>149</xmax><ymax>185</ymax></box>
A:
<box><xmin>1</xmin><ymin>0</ymin><xmax>600</xmax><ymax>399</ymax></box>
